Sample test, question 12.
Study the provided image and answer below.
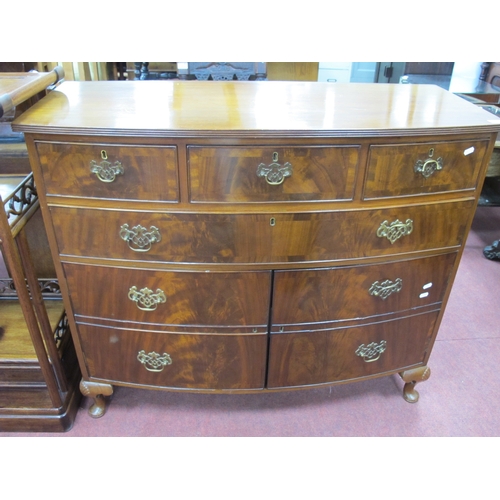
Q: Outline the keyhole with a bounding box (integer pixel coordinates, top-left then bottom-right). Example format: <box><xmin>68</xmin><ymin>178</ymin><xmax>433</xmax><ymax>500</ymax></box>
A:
<box><xmin>429</xmin><ymin>148</ymin><xmax>434</xmax><ymax>158</ymax></box>
<box><xmin>101</xmin><ymin>150</ymin><xmax>108</xmax><ymax>160</ymax></box>
<box><xmin>270</xmin><ymin>217</ymin><xmax>276</xmax><ymax>226</ymax></box>
<box><xmin>273</xmin><ymin>152</ymin><xmax>278</xmax><ymax>162</ymax></box>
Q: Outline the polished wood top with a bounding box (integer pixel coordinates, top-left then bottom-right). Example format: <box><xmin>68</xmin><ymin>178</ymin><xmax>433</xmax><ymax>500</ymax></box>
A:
<box><xmin>12</xmin><ymin>81</ymin><xmax>500</xmax><ymax>138</ymax></box>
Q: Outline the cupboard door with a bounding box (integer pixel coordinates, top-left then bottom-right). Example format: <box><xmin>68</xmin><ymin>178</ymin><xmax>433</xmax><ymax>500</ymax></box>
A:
<box><xmin>267</xmin><ymin>311</ymin><xmax>439</xmax><ymax>388</ymax></box>
<box><xmin>78</xmin><ymin>323</ymin><xmax>267</xmax><ymax>390</ymax></box>
<box><xmin>271</xmin><ymin>253</ymin><xmax>456</xmax><ymax>327</ymax></box>
<box><xmin>64</xmin><ymin>264</ymin><xmax>271</xmax><ymax>329</ymax></box>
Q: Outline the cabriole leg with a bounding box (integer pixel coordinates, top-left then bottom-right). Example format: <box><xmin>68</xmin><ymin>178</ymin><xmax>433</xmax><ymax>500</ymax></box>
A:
<box><xmin>79</xmin><ymin>379</ymin><xmax>114</xmax><ymax>418</ymax></box>
<box><xmin>399</xmin><ymin>366</ymin><xmax>431</xmax><ymax>403</ymax></box>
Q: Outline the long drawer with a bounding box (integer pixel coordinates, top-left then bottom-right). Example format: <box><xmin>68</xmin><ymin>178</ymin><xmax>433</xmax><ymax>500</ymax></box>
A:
<box><xmin>78</xmin><ymin>323</ymin><xmax>267</xmax><ymax>390</ymax></box>
<box><xmin>271</xmin><ymin>252</ymin><xmax>456</xmax><ymax>328</ymax></box>
<box><xmin>63</xmin><ymin>264</ymin><xmax>271</xmax><ymax>329</ymax></box>
<box><xmin>187</xmin><ymin>145</ymin><xmax>360</xmax><ymax>202</ymax></box>
<box><xmin>35</xmin><ymin>141</ymin><xmax>179</xmax><ymax>202</ymax></box>
<box><xmin>49</xmin><ymin>200</ymin><xmax>473</xmax><ymax>264</ymax></box>
<box><xmin>267</xmin><ymin>310</ymin><xmax>439</xmax><ymax>388</ymax></box>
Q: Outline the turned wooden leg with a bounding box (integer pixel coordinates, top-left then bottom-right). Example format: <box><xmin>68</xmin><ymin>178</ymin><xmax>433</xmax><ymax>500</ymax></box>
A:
<box><xmin>79</xmin><ymin>379</ymin><xmax>114</xmax><ymax>418</ymax></box>
<box><xmin>399</xmin><ymin>366</ymin><xmax>431</xmax><ymax>403</ymax></box>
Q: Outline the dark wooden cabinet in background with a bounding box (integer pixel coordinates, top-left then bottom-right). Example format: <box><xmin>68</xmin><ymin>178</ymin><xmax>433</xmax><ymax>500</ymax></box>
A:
<box><xmin>13</xmin><ymin>81</ymin><xmax>500</xmax><ymax>418</ymax></box>
<box><xmin>0</xmin><ymin>70</ymin><xmax>81</xmax><ymax>432</ymax></box>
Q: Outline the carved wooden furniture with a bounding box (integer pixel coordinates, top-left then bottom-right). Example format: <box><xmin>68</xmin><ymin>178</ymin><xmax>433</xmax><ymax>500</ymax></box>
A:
<box><xmin>0</xmin><ymin>70</ymin><xmax>81</xmax><ymax>432</ymax></box>
<box><xmin>12</xmin><ymin>81</ymin><xmax>500</xmax><ymax>418</ymax></box>
<box><xmin>133</xmin><ymin>63</ymin><xmax>177</xmax><ymax>81</ymax></box>
<box><xmin>0</xmin><ymin>174</ymin><xmax>81</xmax><ymax>431</ymax></box>
<box><xmin>177</xmin><ymin>62</ymin><xmax>266</xmax><ymax>80</ymax></box>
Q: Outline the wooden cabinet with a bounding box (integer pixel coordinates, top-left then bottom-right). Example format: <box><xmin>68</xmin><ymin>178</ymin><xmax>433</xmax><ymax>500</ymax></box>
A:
<box><xmin>0</xmin><ymin>69</ymin><xmax>81</xmax><ymax>432</ymax></box>
<box><xmin>12</xmin><ymin>81</ymin><xmax>500</xmax><ymax>418</ymax></box>
<box><xmin>0</xmin><ymin>174</ymin><xmax>81</xmax><ymax>431</ymax></box>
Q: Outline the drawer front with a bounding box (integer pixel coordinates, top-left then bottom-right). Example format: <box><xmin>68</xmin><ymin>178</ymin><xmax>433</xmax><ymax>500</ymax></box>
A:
<box><xmin>267</xmin><ymin>311</ymin><xmax>438</xmax><ymax>388</ymax></box>
<box><xmin>271</xmin><ymin>253</ymin><xmax>456</xmax><ymax>327</ymax></box>
<box><xmin>64</xmin><ymin>263</ymin><xmax>271</xmax><ymax>328</ymax></box>
<box><xmin>364</xmin><ymin>139</ymin><xmax>489</xmax><ymax>199</ymax></box>
<box><xmin>188</xmin><ymin>145</ymin><xmax>359</xmax><ymax>202</ymax></box>
<box><xmin>35</xmin><ymin>141</ymin><xmax>179</xmax><ymax>201</ymax></box>
<box><xmin>50</xmin><ymin>200</ymin><xmax>472</xmax><ymax>263</ymax></box>
<box><xmin>78</xmin><ymin>323</ymin><xmax>267</xmax><ymax>389</ymax></box>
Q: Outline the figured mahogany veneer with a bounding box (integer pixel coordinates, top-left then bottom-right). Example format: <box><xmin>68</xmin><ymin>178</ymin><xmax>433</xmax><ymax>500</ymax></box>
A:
<box><xmin>64</xmin><ymin>264</ymin><xmax>271</xmax><ymax>328</ymax></box>
<box><xmin>267</xmin><ymin>311</ymin><xmax>440</xmax><ymax>388</ymax></box>
<box><xmin>48</xmin><ymin>201</ymin><xmax>473</xmax><ymax>264</ymax></box>
<box><xmin>364</xmin><ymin>138</ymin><xmax>489</xmax><ymax>199</ymax></box>
<box><xmin>36</xmin><ymin>141</ymin><xmax>179</xmax><ymax>202</ymax></box>
<box><xmin>12</xmin><ymin>81</ymin><xmax>500</xmax><ymax>418</ymax></box>
<box><xmin>78</xmin><ymin>324</ymin><xmax>267</xmax><ymax>390</ymax></box>
<box><xmin>187</xmin><ymin>145</ymin><xmax>360</xmax><ymax>202</ymax></box>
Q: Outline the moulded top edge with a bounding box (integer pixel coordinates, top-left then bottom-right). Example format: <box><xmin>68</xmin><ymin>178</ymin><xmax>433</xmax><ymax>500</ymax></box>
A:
<box><xmin>12</xmin><ymin>81</ymin><xmax>500</xmax><ymax>136</ymax></box>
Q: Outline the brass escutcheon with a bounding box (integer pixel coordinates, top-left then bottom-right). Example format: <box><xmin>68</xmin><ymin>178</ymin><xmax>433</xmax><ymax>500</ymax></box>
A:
<box><xmin>377</xmin><ymin>219</ymin><xmax>413</xmax><ymax>244</ymax></box>
<box><xmin>369</xmin><ymin>278</ymin><xmax>403</xmax><ymax>300</ymax></box>
<box><xmin>128</xmin><ymin>286</ymin><xmax>166</xmax><ymax>311</ymax></box>
<box><xmin>356</xmin><ymin>340</ymin><xmax>387</xmax><ymax>362</ymax></box>
<box><xmin>120</xmin><ymin>224</ymin><xmax>161</xmax><ymax>252</ymax></box>
<box><xmin>137</xmin><ymin>350</ymin><xmax>172</xmax><ymax>372</ymax></box>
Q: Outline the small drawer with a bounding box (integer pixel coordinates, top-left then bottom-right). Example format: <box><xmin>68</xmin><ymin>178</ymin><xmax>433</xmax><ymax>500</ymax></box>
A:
<box><xmin>267</xmin><ymin>310</ymin><xmax>438</xmax><ymax>388</ymax></box>
<box><xmin>35</xmin><ymin>141</ymin><xmax>179</xmax><ymax>202</ymax></box>
<box><xmin>271</xmin><ymin>252</ymin><xmax>456</xmax><ymax>326</ymax></box>
<box><xmin>78</xmin><ymin>323</ymin><xmax>267</xmax><ymax>389</ymax></box>
<box><xmin>50</xmin><ymin>200</ymin><xmax>472</xmax><ymax>264</ymax></box>
<box><xmin>187</xmin><ymin>145</ymin><xmax>359</xmax><ymax>202</ymax></box>
<box><xmin>64</xmin><ymin>263</ymin><xmax>271</xmax><ymax>329</ymax></box>
<box><xmin>364</xmin><ymin>138</ymin><xmax>489</xmax><ymax>199</ymax></box>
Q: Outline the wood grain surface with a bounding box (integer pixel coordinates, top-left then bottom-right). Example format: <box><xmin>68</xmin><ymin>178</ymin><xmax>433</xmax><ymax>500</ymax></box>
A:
<box><xmin>13</xmin><ymin>81</ymin><xmax>500</xmax><ymax>137</ymax></box>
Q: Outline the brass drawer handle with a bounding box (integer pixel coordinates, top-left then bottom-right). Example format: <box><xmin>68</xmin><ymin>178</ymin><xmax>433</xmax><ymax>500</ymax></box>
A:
<box><xmin>356</xmin><ymin>340</ymin><xmax>387</xmax><ymax>362</ymax></box>
<box><xmin>369</xmin><ymin>278</ymin><xmax>402</xmax><ymax>300</ymax></box>
<box><xmin>128</xmin><ymin>286</ymin><xmax>166</xmax><ymax>311</ymax></box>
<box><xmin>414</xmin><ymin>148</ymin><xmax>443</xmax><ymax>178</ymax></box>
<box><xmin>377</xmin><ymin>219</ymin><xmax>413</xmax><ymax>244</ymax></box>
<box><xmin>137</xmin><ymin>350</ymin><xmax>172</xmax><ymax>372</ymax></box>
<box><xmin>256</xmin><ymin>152</ymin><xmax>293</xmax><ymax>185</ymax></box>
<box><xmin>89</xmin><ymin>150</ymin><xmax>124</xmax><ymax>183</ymax></box>
<box><xmin>120</xmin><ymin>224</ymin><xmax>161</xmax><ymax>252</ymax></box>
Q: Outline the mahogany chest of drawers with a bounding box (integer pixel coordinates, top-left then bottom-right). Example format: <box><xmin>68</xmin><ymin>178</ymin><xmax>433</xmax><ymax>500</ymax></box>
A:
<box><xmin>13</xmin><ymin>81</ymin><xmax>500</xmax><ymax>418</ymax></box>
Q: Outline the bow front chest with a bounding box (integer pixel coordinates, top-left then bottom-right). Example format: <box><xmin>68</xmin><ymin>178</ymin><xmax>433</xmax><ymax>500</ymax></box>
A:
<box><xmin>13</xmin><ymin>81</ymin><xmax>500</xmax><ymax>417</ymax></box>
